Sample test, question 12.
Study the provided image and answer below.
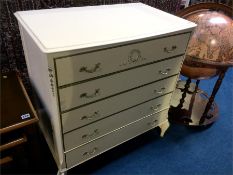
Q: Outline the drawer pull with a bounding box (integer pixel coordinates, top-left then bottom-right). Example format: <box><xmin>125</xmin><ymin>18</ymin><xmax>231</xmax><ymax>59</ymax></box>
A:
<box><xmin>79</xmin><ymin>63</ymin><xmax>101</xmax><ymax>73</ymax></box>
<box><xmin>83</xmin><ymin>147</ymin><xmax>98</xmax><ymax>156</ymax></box>
<box><xmin>151</xmin><ymin>104</ymin><xmax>161</xmax><ymax>111</ymax></box>
<box><xmin>80</xmin><ymin>111</ymin><xmax>100</xmax><ymax>120</ymax></box>
<box><xmin>82</xmin><ymin>129</ymin><xmax>99</xmax><ymax>139</ymax></box>
<box><xmin>159</xmin><ymin>68</ymin><xmax>171</xmax><ymax>75</ymax></box>
<box><xmin>164</xmin><ymin>46</ymin><xmax>177</xmax><ymax>53</ymax></box>
<box><xmin>147</xmin><ymin>120</ymin><xmax>158</xmax><ymax>126</ymax></box>
<box><xmin>154</xmin><ymin>87</ymin><xmax>166</xmax><ymax>94</ymax></box>
<box><xmin>80</xmin><ymin>89</ymin><xmax>100</xmax><ymax>98</ymax></box>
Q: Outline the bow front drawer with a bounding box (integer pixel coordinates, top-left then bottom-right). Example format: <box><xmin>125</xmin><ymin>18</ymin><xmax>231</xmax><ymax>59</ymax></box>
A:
<box><xmin>59</xmin><ymin>56</ymin><xmax>183</xmax><ymax>112</ymax></box>
<box><xmin>62</xmin><ymin>76</ymin><xmax>177</xmax><ymax>133</ymax></box>
<box><xmin>65</xmin><ymin>109</ymin><xmax>169</xmax><ymax>168</ymax></box>
<box><xmin>55</xmin><ymin>33</ymin><xmax>190</xmax><ymax>86</ymax></box>
<box><xmin>63</xmin><ymin>93</ymin><xmax>172</xmax><ymax>151</ymax></box>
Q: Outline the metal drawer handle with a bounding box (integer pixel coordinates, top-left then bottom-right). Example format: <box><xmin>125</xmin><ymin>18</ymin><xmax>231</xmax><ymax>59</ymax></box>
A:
<box><xmin>159</xmin><ymin>68</ymin><xmax>171</xmax><ymax>75</ymax></box>
<box><xmin>154</xmin><ymin>87</ymin><xmax>166</xmax><ymax>94</ymax></box>
<box><xmin>80</xmin><ymin>89</ymin><xmax>100</xmax><ymax>98</ymax></box>
<box><xmin>147</xmin><ymin>120</ymin><xmax>158</xmax><ymax>126</ymax></box>
<box><xmin>164</xmin><ymin>45</ymin><xmax>177</xmax><ymax>53</ymax></box>
<box><xmin>80</xmin><ymin>63</ymin><xmax>101</xmax><ymax>73</ymax></box>
<box><xmin>80</xmin><ymin>111</ymin><xmax>100</xmax><ymax>120</ymax></box>
<box><xmin>82</xmin><ymin>129</ymin><xmax>99</xmax><ymax>139</ymax></box>
<box><xmin>83</xmin><ymin>147</ymin><xmax>98</xmax><ymax>156</ymax></box>
<box><xmin>151</xmin><ymin>104</ymin><xmax>161</xmax><ymax>111</ymax></box>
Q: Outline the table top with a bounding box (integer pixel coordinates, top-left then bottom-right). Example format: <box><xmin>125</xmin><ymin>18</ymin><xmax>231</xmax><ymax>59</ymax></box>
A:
<box><xmin>14</xmin><ymin>3</ymin><xmax>196</xmax><ymax>53</ymax></box>
<box><xmin>0</xmin><ymin>72</ymin><xmax>38</xmax><ymax>134</ymax></box>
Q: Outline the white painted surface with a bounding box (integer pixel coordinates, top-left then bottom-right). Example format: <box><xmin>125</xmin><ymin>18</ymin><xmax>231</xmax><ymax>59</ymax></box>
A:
<box><xmin>64</xmin><ymin>93</ymin><xmax>172</xmax><ymax>151</ymax></box>
<box><xmin>65</xmin><ymin>109</ymin><xmax>169</xmax><ymax>168</ymax></box>
<box><xmin>18</xmin><ymin>25</ymin><xmax>65</xmax><ymax>168</ymax></box>
<box><xmin>59</xmin><ymin>56</ymin><xmax>183</xmax><ymax>111</ymax></box>
<box><xmin>15</xmin><ymin>3</ymin><xmax>196</xmax><ymax>172</ymax></box>
<box><xmin>56</xmin><ymin>33</ymin><xmax>189</xmax><ymax>86</ymax></box>
<box><xmin>14</xmin><ymin>3</ymin><xmax>195</xmax><ymax>53</ymax></box>
<box><xmin>61</xmin><ymin>76</ymin><xmax>177</xmax><ymax>132</ymax></box>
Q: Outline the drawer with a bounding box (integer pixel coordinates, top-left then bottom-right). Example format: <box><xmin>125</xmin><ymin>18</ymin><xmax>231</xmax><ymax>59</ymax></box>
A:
<box><xmin>63</xmin><ymin>93</ymin><xmax>171</xmax><ymax>151</ymax></box>
<box><xmin>65</xmin><ymin>109</ymin><xmax>168</xmax><ymax>168</ymax></box>
<box><xmin>55</xmin><ymin>33</ymin><xmax>190</xmax><ymax>86</ymax></box>
<box><xmin>59</xmin><ymin>56</ymin><xmax>183</xmax><ymax>112</ymax></box>
<box><xmin>62</xmin><ymin>76</ymin><xmax>177</xmax><ymax>133</ymax></box>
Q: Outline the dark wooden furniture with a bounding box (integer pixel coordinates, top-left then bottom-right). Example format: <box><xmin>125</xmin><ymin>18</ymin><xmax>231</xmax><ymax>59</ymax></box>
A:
<box><xmin>169</xmin><ymin>3</ymin><xmax>233</xmax><ymax>126</ymax></box>
<box><xmin>0</xmin><ymin>72</ymin><xmax>38</xmax><ymax>165</ymax></box>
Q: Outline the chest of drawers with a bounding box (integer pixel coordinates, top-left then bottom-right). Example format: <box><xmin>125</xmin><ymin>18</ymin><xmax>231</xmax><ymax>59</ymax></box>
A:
<box><xmin>15</xmin><ymin>3</ymin><xmax>196</xmax><ymax>174</ymax></box>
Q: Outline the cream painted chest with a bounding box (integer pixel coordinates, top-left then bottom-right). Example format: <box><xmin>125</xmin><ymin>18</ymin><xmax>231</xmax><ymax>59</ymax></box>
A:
<box><xmin>15</xmin><ymin>3</ymin><xmax>196</xmax><ymax>174</ymax></box>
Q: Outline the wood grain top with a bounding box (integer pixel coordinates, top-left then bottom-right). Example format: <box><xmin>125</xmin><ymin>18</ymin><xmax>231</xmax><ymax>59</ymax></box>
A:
<box><xmin>0</xmin><ymin>72</ymin><xmax>38</xmax><ymax>134</ymax></box>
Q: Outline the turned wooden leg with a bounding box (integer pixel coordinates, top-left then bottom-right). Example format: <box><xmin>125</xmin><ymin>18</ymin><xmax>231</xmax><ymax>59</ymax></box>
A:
<box><xmin>199</xmin><ymin>68</ymin><xmax>227</xmax><ymax>125</ymax></box>
<box><xmin>177</xmin><ymin>77</ymin><xmax>192</xmax><ymax>109</ymax></box>
<box><xmin>159</xmin><ymin>120</ymin><xmax>170</xmax><ymax>137</ymax></box>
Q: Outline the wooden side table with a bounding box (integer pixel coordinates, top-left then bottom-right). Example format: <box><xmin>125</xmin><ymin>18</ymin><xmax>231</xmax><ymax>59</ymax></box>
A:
<box><xmin>0</xmin><ymin>72</ymin><xmax>39</xmax><ymax>165</ymax></box>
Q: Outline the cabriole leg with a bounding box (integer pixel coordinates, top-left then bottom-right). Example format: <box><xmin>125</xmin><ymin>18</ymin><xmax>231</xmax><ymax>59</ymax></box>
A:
<box><xmin>57</xmin><ymin>170</ymin><xmax>67</xmax><ymax>175</ymax></box>
<box><xmin>159</xmin><ymin>120</ymin><xmax>170</xmax><ymax>137</ymax></box>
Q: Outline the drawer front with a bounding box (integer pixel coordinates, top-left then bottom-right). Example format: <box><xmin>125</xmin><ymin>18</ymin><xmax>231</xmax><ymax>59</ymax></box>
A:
<box><xmin>56</xmin><ymin>33</ymin><xmax>190</xmax><ymax>86</ymax></box>
<box><xmin>59</xmin><ymin>56</ymin><xmax>183</xmax><ymax>112</ymax></box>
<box><xmin>63</xmin><ymin>93</ymin><xmax>171</xmax><ymax>151</ymax></box>
<box><xmin>65</xmin><ymin>109</ymin><xmax>168</xmax><ymax>168</ymax></box>
<box><xmin>62</xmin><ymin>76</ymin><xmax>177</xmax><ymax>133</ymax></box>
